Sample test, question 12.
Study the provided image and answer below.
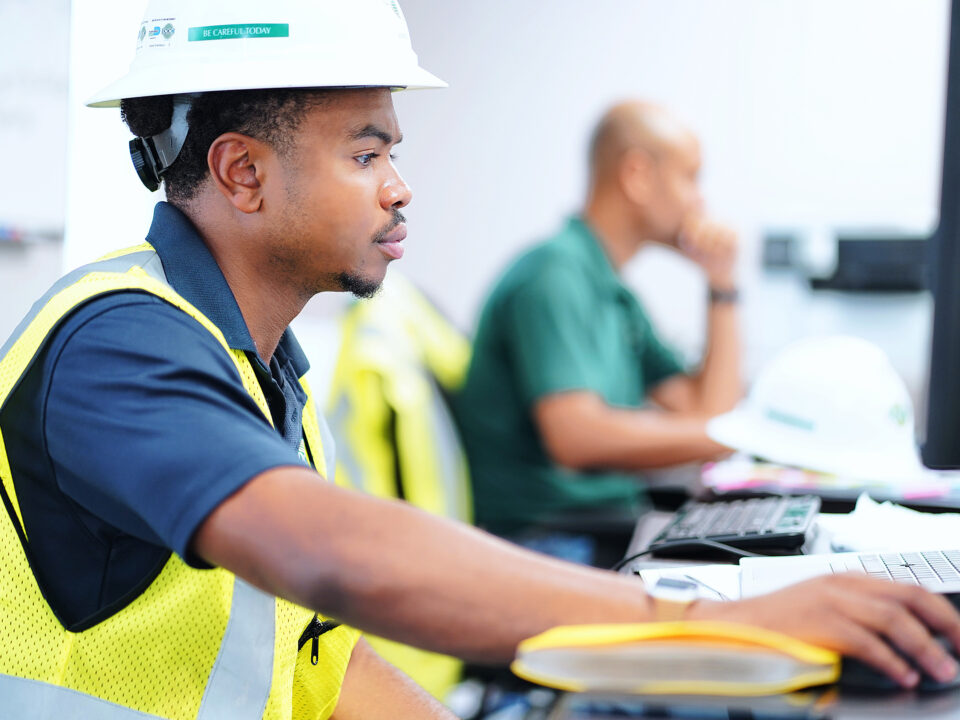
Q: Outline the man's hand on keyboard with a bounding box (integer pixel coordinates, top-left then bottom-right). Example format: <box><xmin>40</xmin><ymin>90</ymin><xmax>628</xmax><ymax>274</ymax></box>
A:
<box><xmin>687</xmin><ymin>574</ymin><xmax>960</xmax><ymax>688</ymax></box>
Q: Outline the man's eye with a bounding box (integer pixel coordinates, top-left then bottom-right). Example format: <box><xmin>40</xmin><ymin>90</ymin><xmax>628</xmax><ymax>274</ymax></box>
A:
<box><xmin>356</xmin><ymin>153</ymin><xmax>378</xmax><ymax>167</ymax></box>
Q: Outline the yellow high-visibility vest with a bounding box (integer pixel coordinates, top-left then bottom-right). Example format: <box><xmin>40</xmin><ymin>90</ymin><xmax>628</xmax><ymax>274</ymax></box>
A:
<box><xmin>326</xmin><ymin>273</ymin><xmax>471</xmax><ymax>699</ymax></box>
<box><xmin>0</xmin><ymin>244</ymin><xmax>360</xmax><ymax>720</ymax></box>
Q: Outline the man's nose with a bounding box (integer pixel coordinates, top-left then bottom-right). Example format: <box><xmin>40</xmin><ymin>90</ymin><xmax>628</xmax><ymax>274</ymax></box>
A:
<box><xmin>381</xmin><ymin>174</ymin><xmax>413</xmax><ymax>210</ymax></box>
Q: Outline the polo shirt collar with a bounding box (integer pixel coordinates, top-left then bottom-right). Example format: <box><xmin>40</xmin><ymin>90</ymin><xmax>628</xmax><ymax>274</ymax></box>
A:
<box><xmin>144</xmin><ymin>202</ymin><xmax>310</xmax><ymax>375</ymax></box>
<box><xmin>566</xmin><ymin>216</ymin><xmax>628</xmax><ymax>295</ymax></box>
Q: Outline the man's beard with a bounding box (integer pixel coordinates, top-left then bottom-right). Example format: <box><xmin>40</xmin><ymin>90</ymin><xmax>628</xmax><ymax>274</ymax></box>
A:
<box><xmin>337</xmin><ymin>271</ymin><xmax>382</xmax><ymax>299</ymax></box>
<box><xmin>338</xmin><ymin>209</ymin><xmax>407</xmax><ymax>298</ymax></box>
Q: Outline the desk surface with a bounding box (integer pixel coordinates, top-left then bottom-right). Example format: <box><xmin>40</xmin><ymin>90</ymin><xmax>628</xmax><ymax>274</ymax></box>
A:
<box><xmin>544</xmin><ymin>510</ymin><xmax>960</xmax><ymax>720</ymax></box>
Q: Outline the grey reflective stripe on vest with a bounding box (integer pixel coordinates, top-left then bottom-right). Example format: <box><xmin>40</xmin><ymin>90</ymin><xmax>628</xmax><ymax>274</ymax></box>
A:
<box><xmin>328</xmin><ymin>367</ymin><xmax>470</xmax><ymax>519</ymax></box>
<box><xmin>0</xmin><ymin>673</ymin><xmax>166</xmax><ymax>719</ymax></box>
<box><xmin>314</xmin><ymin>406</ymin><xmax>337</xmax><ymax>479</ymax></box>
<box><xmin>197</xmin><ymin>578</ymin><xmax>276</xmax><ymax>720</ymax></box>
<box><xmin>426</xmin><ymin>376</ymin><xmax>472</xmax><ymax>520</ymax></box>
<box><xmin>327</xmin><ymin>394</ymin><xmax>370</xmax><ymax>494</ymax></box>
<box><xmin>0</xmin><ymin>579</ymin><xmax>276</xmax><ymax>720</ymax></box>
<box><xmin>0</xmin><ymin>249</ymin><xmax>161</xmax><ymax>361</ymax></box>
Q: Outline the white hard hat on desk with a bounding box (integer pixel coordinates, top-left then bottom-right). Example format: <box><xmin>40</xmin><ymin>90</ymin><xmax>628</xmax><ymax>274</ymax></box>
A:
<box><xmin>707</xmin><ymin>335</ymin><xmax>927</xmax><ymax>483</ymax></box>
<box><xmin>87</xmin><ymin>0</ymin><xmax>446</xmax><ymax>108</ymax></box>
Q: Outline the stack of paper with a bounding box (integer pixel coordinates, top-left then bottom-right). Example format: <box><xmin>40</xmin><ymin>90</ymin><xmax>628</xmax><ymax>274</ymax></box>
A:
<box><xmin>819</xmin><ymin>493</ymin><xmax>960</xmax><ymax>552</ymax></box>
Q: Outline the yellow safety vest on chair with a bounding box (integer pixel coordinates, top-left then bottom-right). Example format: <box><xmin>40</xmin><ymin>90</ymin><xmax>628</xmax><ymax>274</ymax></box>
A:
<box><xmin>326</xmin><ymin>273</ymin><xmax>471</xmax><ymax>699</ymax></box>
<box><xmin>0</xmin><ymin>244</ymin><xmax>360</xmax><ymax>720</ymax></box>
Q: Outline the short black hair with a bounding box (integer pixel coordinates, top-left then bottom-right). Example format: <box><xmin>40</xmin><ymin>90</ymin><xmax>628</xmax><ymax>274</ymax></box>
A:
<box><xmin>120</xmin><ymin>89</ymin><xmax>330</xmax><ymax>206</ymax></box>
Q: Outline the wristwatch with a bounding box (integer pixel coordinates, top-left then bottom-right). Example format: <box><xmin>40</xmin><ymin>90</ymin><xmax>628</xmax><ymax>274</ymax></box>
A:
<box><xmin>648</xmin><ymin>576</ymin><xmax>700</xmax><ymax>622</ymax></box>
<box><xmin>709</xmin><ymin>286</ymin><xmax>739</xmax><ymax>304</ymax></box>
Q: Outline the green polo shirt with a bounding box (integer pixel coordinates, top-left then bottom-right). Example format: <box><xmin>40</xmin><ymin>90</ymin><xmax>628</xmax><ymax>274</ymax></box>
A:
<box><xmin>455</xmin><ymin>217</ymin><xmax>685</xmax><ymax>535</ymax></box>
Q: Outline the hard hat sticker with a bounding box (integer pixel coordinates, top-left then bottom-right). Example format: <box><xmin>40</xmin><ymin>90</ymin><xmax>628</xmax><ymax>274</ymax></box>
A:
<box><xmin>188</xmin><ymin>24</ymin><xmax>290</xmax><ymax>42</ymax></box>
<box><xmin>764</xmin><ymin>408</ymin><xmax>815</xmax><ymax>432</ymax></box>
<box><xmin>138</xmin><ymin>18</ymin><xmax>176</xmax><ymax>50</ymax></box>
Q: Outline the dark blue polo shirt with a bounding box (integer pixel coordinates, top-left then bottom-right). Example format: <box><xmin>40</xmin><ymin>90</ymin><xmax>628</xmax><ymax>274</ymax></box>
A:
<box><xmin>0</xmin><ymin>202</ymin><xmax>314</xmax><ymax>630</ymax></box>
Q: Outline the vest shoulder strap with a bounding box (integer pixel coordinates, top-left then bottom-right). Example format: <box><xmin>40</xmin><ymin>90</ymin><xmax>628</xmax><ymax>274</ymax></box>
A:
<box><xmin>0</xmin><ymin>244</ymin><xmax>280</xmax><ymax>537</ymax></box>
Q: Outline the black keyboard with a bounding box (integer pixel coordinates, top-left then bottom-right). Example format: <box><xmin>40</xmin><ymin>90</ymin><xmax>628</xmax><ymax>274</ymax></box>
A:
<box><xmin>648</xmin><ymin>495</ymin><xmax>821</xmax><ymax>558</ymax></box>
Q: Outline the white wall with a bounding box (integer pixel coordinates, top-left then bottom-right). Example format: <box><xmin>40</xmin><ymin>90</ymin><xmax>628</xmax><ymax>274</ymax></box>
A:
<box><xmin>388</xmin><ymin>0</ymin><xmax>948</xmax><ymax>398</ymax></box>
<box><xmin>64</xmin><ymin>0</ymin><xmax>157</xmax><ymax>270</ymax></box>
<box><xmin>0</xmin><ymin>243</ymin><xmax>64</xmax><ymax>344</ymax></box>
<box><xmin>0</xmin><ymin>0</ymin><xmax>70</xmax><ymax>233</ymax></box>
<box><xmin>59</xmin><ymin>0</ymin><xmax>950</xmax><ymax>399</ymax></box>
<box><xmin>0</xmin><ymin>0</ymin><xmax>69</xmax><ymax>341</ymax></box>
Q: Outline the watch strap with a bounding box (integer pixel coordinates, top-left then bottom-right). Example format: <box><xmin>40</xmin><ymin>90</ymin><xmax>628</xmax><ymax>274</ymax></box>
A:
<box><xmin>709</xmin><ymin>286</ymin><xmax>739</xmax><ymax>304</ymax></box>
<box><xmin>652</xmin><ymin>596</ymin><xmax>695</xmax><ymax>622</ymax></box>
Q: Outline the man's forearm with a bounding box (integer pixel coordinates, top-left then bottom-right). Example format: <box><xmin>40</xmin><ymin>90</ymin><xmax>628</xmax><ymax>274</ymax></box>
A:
<box><xmin>692</xmin><ymin>296</ymin><xmax>741</xmax><ymax>415</ymax></box>
<box><xmin>325</xmin><ymin>496</ymin><xmax>655</xmax><ymax>661</ymax></box>
<box><xmin>195</xmin><ymin>467</ymin><xmax>655</xmax><ymax>663</ymax></box>
<box><xmin>194</xmin><ymin>467</ymin><xmax>960</xmax><ymax>689</ymax></box>
<box><xmin>674</xmin><ymin>217</ymin><xmax>742</xmax><ymax>416</ymax></box>
<box><xmin>535</xmin><ymin>392</ymin><xmax>729</xmax><ymax>470</ymax></box>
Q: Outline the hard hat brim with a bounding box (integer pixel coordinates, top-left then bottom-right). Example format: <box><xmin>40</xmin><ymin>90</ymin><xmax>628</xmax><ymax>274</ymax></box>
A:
<box><xmin>86</xmin><ymin>61</ymin><xmax>447</xmax><ymax>108</ymax></box>
<box><xmin>707</xmin><ymin>408</ymin><xmax>929</xmax><ymax>484</ymax></box>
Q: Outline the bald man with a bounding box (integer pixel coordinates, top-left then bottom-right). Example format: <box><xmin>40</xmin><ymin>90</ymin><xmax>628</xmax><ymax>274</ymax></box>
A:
<box><xmin>455</xmin><ymin>102</ymin><xmax>739</xmax><ymax>565</ymax></box>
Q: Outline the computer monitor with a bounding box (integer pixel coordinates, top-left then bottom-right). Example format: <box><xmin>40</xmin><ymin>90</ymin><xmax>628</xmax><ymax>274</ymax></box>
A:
<box><xmin>923</xmin><ymin>0</ymin><xmax>960</xmax><ymax>469</ymax></box>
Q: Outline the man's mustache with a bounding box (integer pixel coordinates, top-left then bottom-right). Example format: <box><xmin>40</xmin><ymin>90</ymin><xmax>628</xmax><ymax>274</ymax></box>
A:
<box><xmin>372</xmin><ymin>211</ymin><xmax>407</xmax><ymax>243</ymax></box>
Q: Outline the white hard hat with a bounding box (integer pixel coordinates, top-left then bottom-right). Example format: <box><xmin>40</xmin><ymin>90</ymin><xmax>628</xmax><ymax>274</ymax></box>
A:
<box><xmin>707</xmin><ymin>335</ymin><xmax>926</xmax><ymax>482</ymax></box>
<box><xmin>87</xmin><ymin>0</ymin><xmax>446</xmax><ymax>108</ymax></box>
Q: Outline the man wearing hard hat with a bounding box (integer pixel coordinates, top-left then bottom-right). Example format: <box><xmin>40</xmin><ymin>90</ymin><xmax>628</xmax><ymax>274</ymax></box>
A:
<box><xmin>0</xmin><ymin>2</ymin><xmax>958</xmax><ymax>717</ymax></box>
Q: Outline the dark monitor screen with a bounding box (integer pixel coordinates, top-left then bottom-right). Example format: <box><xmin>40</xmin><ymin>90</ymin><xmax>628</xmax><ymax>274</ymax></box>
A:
<box><xmin>923</xmin><ymin>0</ymin><xmax>960</xmax><ymax>469</ymax></box>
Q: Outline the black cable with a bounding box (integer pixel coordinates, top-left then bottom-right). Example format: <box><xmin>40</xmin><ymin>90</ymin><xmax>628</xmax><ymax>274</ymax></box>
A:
<box><xmin>610</xmin><ymin>539</ymin><xmax>763</xmax><ymax>572</ymax></box>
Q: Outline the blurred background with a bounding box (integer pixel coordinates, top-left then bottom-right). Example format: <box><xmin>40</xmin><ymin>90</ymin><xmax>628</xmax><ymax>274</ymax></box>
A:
<box><xmin>0</xmin><ymin>0</ymin><xmax>949</xmax><ymax>406</ymax></box>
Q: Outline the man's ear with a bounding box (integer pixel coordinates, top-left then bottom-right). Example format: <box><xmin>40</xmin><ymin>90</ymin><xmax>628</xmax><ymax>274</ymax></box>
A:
<box><xmin>619</xmin><ymin>147</ymin><xmax>657</xmax><ymax>207</ymax></box>
<box><xmin>207</xmin><ymin>133</ymin><xmax>269</xmax><ymax>214</ymax></box>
